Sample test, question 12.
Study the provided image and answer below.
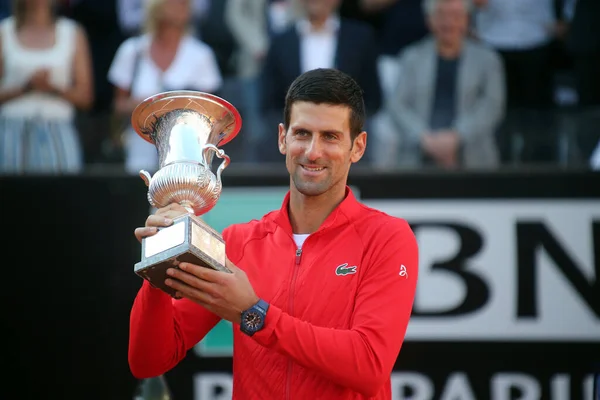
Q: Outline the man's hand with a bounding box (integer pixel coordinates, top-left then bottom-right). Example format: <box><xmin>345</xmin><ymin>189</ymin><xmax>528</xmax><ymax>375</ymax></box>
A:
<box><xmin>422</xmin><ymin>130</ymin><xmax>460</xmax><ymax>168</ymax></box>
<box><xmin>134</xmin><ymin>203</ymin><xmax>189</xmax><ymax>243</ymax></box>
<box><xmin>164</xmin><ymin>259</ymin><xmax>259</xmax><ymax>325</ymax></box>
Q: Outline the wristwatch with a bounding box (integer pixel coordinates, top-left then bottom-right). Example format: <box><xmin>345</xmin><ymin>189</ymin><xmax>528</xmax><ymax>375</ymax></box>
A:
<box><xmin>240</xmin><ymin>299</ymin><xmax>269</xmax><ymax>336</ymax></box>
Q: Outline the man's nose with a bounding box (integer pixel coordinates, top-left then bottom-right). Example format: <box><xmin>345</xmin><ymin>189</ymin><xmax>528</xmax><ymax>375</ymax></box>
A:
<box><xmin>305</xmin><ymin>136</ymin><xmax>324</xmax><ymax>161</ymax></box>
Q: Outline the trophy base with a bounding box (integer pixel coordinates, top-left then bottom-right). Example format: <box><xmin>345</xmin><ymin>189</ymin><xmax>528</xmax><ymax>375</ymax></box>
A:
<box><xmin>134</xmin><ymin>213</ymin><xmax>230</xmax><ymax>297</ymax></box>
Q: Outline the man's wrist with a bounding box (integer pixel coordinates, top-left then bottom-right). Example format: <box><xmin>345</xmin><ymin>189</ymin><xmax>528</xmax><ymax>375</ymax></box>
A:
<box><xmin>240</xmin><ymin>299</ymin><xmax>270</xmax><ymax>336</ymax></box>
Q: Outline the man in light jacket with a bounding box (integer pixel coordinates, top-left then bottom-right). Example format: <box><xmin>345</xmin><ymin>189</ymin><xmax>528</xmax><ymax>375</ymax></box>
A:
<box><xmin>386</xmin><ymin>0</ymin><xmax>505</xmax><ymax>168</ymax></box>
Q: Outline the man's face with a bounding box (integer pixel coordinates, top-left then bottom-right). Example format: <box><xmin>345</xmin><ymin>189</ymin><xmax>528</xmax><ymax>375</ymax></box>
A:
<box><xmin>278</xmin><ymin>101</ymin><xmax>366</xmax><ymax>197</ymax></box>
<box><xmin>302</xmin><ymin>0</ymin><xmax>341</xmax><ymax>20</ymax></box>
<box><xmin>429</xmin><ymin>0</ymin><xmax>469</xmax><ymax>46</ymax></box>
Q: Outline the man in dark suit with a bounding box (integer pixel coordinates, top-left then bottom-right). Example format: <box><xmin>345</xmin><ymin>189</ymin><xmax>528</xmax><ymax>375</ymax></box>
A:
<box><xmin>258</xmin><ymin>0</ymin><xmax>382</xmax><ymax>162</ymax></box>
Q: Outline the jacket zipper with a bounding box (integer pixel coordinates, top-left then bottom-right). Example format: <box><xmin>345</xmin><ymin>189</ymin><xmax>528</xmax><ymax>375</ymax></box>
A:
<box><xmin>285</xmin><ymin>247</ymin><xmax>303</xmax><ymax>400</ymax></box>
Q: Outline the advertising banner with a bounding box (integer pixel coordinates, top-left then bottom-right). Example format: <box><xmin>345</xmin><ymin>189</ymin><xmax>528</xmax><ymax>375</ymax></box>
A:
<box><xmin>173</xmin><ymin>194</ymin><xmax>600</xmax><ymax>400</ymax></box>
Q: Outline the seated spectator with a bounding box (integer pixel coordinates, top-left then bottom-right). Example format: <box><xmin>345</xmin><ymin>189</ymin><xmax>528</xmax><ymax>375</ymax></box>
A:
<box><xmin>0</xmin><ymin>0</ymin><xmax>94</xmax><ymax>174</ymax></box>
<box><xmin>386</xmin><ymin>0</ymin><xmax>505</xmax><ymax>169</ymax></box>
<box><xmin>107</xmin><ymin>0</ymin><xmax>222</xmax><ymax>175</ymax></box>
<box><xmin>472</xmin><ymin>0</ymin><xmax>559</xmax><ymax>163</ymax></box>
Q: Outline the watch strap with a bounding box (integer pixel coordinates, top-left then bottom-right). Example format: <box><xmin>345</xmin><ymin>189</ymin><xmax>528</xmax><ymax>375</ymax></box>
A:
<box><xmin>254</xmin><ymin>299</ymin><xmax>270</xmax><ymax>315</ymax></box>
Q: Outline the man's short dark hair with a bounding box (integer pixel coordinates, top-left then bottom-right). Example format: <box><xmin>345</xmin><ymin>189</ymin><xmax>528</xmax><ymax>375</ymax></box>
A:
<box><xmin>283</xmin><ymin>68</ymin><xmax>366</xmax><ymax>141</ymax></box>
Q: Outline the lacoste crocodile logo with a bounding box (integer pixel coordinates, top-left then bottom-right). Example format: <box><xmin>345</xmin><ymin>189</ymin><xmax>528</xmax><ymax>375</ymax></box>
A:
<box><xmin>335</xmin><ymin>263</ymin><xmax>357</xmax><ymax>276</ymax></box>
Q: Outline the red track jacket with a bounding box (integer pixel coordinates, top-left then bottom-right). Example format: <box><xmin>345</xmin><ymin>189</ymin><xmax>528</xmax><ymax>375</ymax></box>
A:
<box><xmin>129</xmin><ymin>187</ymin><xmax>419</xmax><ymax>399</ymax></box>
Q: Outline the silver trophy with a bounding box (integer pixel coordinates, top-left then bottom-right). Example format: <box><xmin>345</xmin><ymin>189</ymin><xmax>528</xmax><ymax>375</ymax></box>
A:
<box><xmin>131</xmin><ymin>90</ymin><xmax>242</xmax><ymax>297</ymax></box>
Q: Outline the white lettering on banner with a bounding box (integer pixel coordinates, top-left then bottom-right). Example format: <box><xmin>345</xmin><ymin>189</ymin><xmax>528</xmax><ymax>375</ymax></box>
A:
<box><xmin>194</xmin><ymin>373</ymin><xmax>233</xmax><ymax>400</ymax></box>
<box><xmin>551</xmin><ymin>375</ymin><xmax>569</xmax><ymax>399</ymax></box>
<box><xmin>363</xmin><ymin>200</ymin><xmax>600</xmax><ymax>341</ymax></box>
<box><xmin>392</xmin><ymin>372</ymin><xmax>434</xmax><ymax>400</ymax></box>
<box><xmin>491</xmin><ymin>373</ymin><xmax>540</xmax><ymax>399</ymax></box>
<box><xmin>192</xmin><ymin>372</ymin><xmax>595</xmax><ymax>400</ymax></box>
<box><xmin>392</xmin><ymin>372</ymin><xmax>595</xmax><ymax>400</ymax></box>
<box><xmin>440</xmin><ymin>373</ymin><xmax>476</xmax><ymax>400</ymax></box>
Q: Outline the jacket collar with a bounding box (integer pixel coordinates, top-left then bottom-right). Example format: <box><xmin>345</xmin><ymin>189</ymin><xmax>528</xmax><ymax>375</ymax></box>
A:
<box><xmin>271</xmin><ymin>186</ymin><xmax>362</xmax><ymax>235</ymax></box>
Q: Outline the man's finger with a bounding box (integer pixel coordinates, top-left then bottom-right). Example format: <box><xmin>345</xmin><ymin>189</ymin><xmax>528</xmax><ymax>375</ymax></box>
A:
<box><xmin>156</xmin><ymin>209</ymin><xmax>189</xmax><ymax>220</ymax></box>
<box><xmin>225</xmin><ymin>258</ymin><xmax>242</xmax><ymax>273</ymax></box>
<box><xmin>165</xmin><ymin>278</ymin><xmax>215</xmax><ymax>304</ymax></box>
<box><xmin>155</xmin><ymin>203</ymin><xmax>190</xmax><ymax>216</ymax></box>
<box><xmin>167</xmin><ymin>267</ymin><xmax>217</xmax><ymax>294</ymax></box>
<box><xmin>134</xmin><ymin>226</ymin><xmax>158</xmax><ymax>243</ymax></box>
<box><xmin>166</xmin><ymin>202</ymin><xmax>187</xmax><ymax>211</ymax></box>
<box><xmin>179</xmin><ymin>262</ymin><xmax>225</xmax><ymax>282</ymax></box>
<box><xmin>145</xmin><ymin>214</ymin><xmax>174</xmax><ymax>228</ymax></box>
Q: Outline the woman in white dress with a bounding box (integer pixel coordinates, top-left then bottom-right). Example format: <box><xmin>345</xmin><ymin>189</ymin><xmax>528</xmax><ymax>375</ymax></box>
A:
<box><xmin>108</xmin><ymin>0</ymin><xmax>223</xmax><ymax>175</ymax></box>
<box><xmin>0</xmin><ymin>0</ymin><xmax>94</xmax><ymax>174</ymax></box>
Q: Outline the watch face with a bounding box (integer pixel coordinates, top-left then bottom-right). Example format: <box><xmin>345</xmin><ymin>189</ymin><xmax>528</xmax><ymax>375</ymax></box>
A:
<box><xmin>243</xmin><ymin>311</ymin><xmax>262</xmax><ymax>331</ymax></box>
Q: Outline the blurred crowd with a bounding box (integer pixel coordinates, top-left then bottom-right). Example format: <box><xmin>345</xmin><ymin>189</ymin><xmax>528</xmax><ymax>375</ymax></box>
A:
<box><xmin>0</xmin><ymin>0</ymin><xmax>599</xmax><ymax>176</ymax></box>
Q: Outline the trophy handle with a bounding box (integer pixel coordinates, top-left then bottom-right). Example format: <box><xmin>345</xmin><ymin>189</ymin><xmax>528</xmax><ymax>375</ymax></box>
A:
<box><xmin>202</xmin><ymin>144</ymin><xmax>230</xmax><ymax>184</ymax></box>
<box><xmin>139</xmin><ymin>170</ymin><xmax>152</xmax><ymax>187</ymax></box>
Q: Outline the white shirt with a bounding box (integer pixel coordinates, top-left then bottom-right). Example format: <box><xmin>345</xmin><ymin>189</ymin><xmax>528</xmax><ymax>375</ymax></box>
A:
<box><xmin>474</xmin><ymin>0</ymin><xmax>556</xmax><ymax>50</ymax></box>
<box><xmin>0</xmin><ymin>17</ymin><xmax>77</xmax><ymax>120</ymax></box>
<box><xmin>107</xmin><ymin>33</ymin><xmax>222</xmax><ymax>100</ymax></box>
<box><xmin>296</xmin><ymin>15</ymin><xmax>340</xmax><ymax>73</ymax></box>
<box><xmin>293</xmin><ymin>233</ymin><xmax>310</xmax><ymax>248</ymax></box>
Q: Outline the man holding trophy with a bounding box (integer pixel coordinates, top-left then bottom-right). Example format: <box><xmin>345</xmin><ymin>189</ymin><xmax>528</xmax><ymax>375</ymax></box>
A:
<box><xmin>128</xmin><ymin>68</ymin><xmax>419</xmax><ymax>399</ymax></box>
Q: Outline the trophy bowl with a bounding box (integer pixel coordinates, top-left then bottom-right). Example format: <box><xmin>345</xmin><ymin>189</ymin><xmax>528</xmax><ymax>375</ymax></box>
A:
<box><xmin>131</xmin><ymin>91</ymin><xmax>242</xmax><ymax>297</ymax></box>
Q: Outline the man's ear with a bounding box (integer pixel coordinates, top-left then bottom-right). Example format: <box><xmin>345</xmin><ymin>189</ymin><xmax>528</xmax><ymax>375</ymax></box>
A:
<box><xmin>350</xmin><ymin>131</ymin><xmax>367</xmax><ymax>163</ymax></box>
<box><xmin>278</xmin><ymin>123</ymin><xmax>287</xmax><ymax>155</ymax></box>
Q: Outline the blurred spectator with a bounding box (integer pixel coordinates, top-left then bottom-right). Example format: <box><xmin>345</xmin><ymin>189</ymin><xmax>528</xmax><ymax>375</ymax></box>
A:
<box><xmin>196</xmin><ymin>0</ymin><xmax>238</xmax><ymax>78</ymax></box>
<box><xmin>107</xmin><ymin>0</ymin><xmax>223</xmax><ymax>175</ymax></box>
<box><xmin>260</xmin><ymin>0</ymin><xmax>381</xmax><ymax>162</ymax></box>
<box><xmin>225</xmin><ymin>0</ymin><xmax>300</xmax><ymax>163</ymax></box>
<box><xmin>473</xmin><ymin>0</ymin><xmax>556</xmax><ymax>109</ymax></box>
<box><xmin>473</xmin><ymin>0</ymin><xmax>559</xmax><ymax>163</ymax></box>
<box><xmin>0</xmin><ymin>0</ymin><xmax>94</xmax><ymax>174</ymax></box>
<box><xmin>225</xmin><ymin>0</ymin><xmax>269</xmax><ymax>163</ymax></box>
<box><xmin>116</xmin><ymin>0</ymin><xmax>210</xmax><ymax>39</ymax></box>
<box><xmin>360</xmin><ymin>0</ymin><xmax>429</xmax><ymax>58</ymax></box>
<box><xmin>355</xmin><ymin>0</ymin><xmax>429</xmax><ymax>168</ymax></box>
<box><xmin>267</xmin><ymin>0</ymin><xmax>304</xmax><ymax>36</ymax></box>
<box><xmin>61</xmin><ymin>1</ymin><xmax>125</xmax><ymax>165</ymax></box>
<box><xmin>385</xmin><ymin>0</ymin><xmax>505</xmax><ymax>169</ymax></box>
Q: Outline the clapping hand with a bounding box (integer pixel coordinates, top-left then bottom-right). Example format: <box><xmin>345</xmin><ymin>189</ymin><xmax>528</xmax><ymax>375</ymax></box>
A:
<box><xmin>28</xmin><ymin>69</ymin><xmax>54</xmax><ymax>93</ymax></box>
